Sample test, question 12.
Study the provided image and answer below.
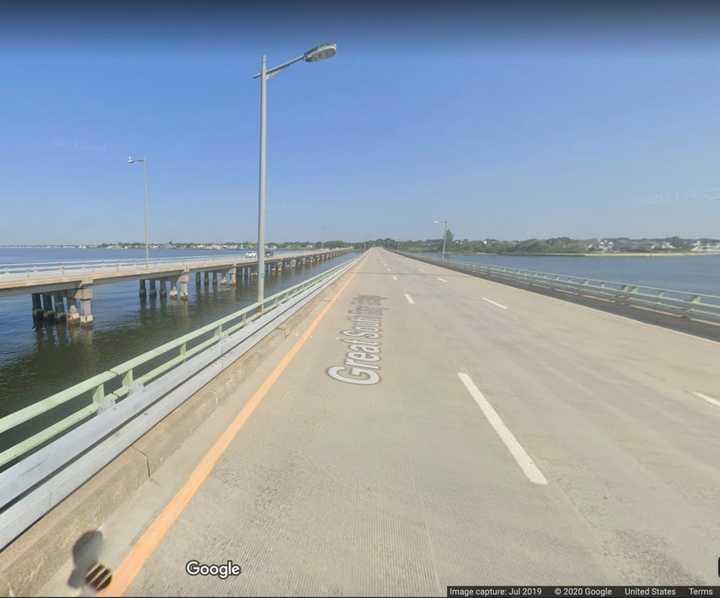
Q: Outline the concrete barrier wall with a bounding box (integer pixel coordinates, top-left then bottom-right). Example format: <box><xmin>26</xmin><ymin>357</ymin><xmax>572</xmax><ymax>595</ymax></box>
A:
<box><xmin>0</xmin><ymin>264</ymin><xmax>354</xmax><ymax>597</ymax></box>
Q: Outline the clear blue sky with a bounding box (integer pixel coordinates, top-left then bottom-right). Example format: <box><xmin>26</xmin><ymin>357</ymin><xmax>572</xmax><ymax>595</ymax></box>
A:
<box><xmin>1</xmin><ymin>2</ymin><xmax>720</xmax><ymax>244</ymax></box>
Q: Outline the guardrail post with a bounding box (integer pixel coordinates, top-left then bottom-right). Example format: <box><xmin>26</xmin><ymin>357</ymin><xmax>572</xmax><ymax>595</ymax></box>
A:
<box><xmin>92</xmin><ymin>383</ymin><xmax>113</xmax><ymax>412</ymax></box>
<box><xmin>616</xmin><ymin>285</ymin><xmax>638</xmax><ymax>305</ymax></box>
<box><xmin>656</xmin><ymin>291</ymin><xmax>665</xmax><ymax>309</ymax></box>
<box><xmin>685</xmin><ymin>295</ymin><xmax>702</xmax><ymax>319</ymax></box>
<box><xmin>122</xmin><ymin>370</ymin><xmax>134</xmax><ymax>390</ymax></box>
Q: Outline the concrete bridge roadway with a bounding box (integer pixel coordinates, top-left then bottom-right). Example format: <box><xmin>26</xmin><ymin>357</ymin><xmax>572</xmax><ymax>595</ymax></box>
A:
<box><xmin>0</xmin><ymin>248</ymin><xmax>351</xmax><ymax>326</ymax></box>
<box><xmin>39</xmin><ymin>247</ymin><xmax>720</xmax><ymax>594</ymax></box>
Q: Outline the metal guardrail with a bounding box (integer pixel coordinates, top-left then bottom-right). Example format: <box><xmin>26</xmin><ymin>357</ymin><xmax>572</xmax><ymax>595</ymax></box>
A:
<box><xmin>0</xmin><ymin>258</ymin><xmax>353</xmax><ymax>468</ymax></box>
<box><xmin>0</xmin><ymin>256</ymin><xmax>356</xmax><ymax>549</ymax></box>
<box><xmin>395</xmin><ymin>251</ymin><xmax>720</xmax><ymax>326</ymax></box>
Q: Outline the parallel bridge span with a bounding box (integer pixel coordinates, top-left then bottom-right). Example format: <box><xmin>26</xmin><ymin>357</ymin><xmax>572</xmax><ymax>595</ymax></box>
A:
<box><xmin>0</xmin><ymin>248</ymin><xmax>352</xmax><ymax>326</ymax></box>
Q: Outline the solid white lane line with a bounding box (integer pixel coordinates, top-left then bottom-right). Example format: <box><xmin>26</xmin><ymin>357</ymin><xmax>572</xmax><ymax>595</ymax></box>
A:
<box><xmin>393</xmin><ymin>275</ymin><xmax>398</xmax><ymax>281</ymax></box>
<box><xmin>457</xmin><ymin>373</ymin><xmax>548</xmax><ymax>486</ymax></box>
<box><xmin>404</xmin><ymin>293</ymin><xmax>415</xmax><ymax>305</ymax></box>
<box><xmin>693</xmin><ymin>391</ymin><xmax>720</xmax><ymax>408</ymax></box>
<box><xmin>482</xmin><ymin>297</ymin><xmax>508</xmax><ymax>310</ymax></box>
<box><xmin>437</xmin><ymin>277</ymin><xmax>447</xmax><ymax>283</ymax></box>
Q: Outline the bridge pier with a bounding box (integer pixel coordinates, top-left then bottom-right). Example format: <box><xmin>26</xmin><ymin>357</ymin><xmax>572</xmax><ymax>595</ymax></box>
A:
<box><xmin>66</xmin><ymin>291</ymin><xmax>80</xmax><ymax>325</ymax></box>
<box><xmin>204</xmin><ymin>271</ymin><xmax>210</xmax><ymax>287</ymax></box>
<box><xmin>149</xmin><ymin>279</ymin><xmax>157</xmax><ymax>298</ymax></box>
<box><xmin>139</xmin><ymin>279</ymin><xmax>147</xmax><ymax>298</ymax></box>
<box><xmin>195</xmin><ymin>272</ymin><xmax>201</xmax><ymax>288</ymax></box>
<box><xmin>31</xmin><ymin>293</ymin><xmax>43</xmax><ymax>320</ymax></box>
<box><xmin>169</xmin><ymin>281</ymin><xmax>178</xmax><ymax>299</ymax></box>
<box><xmin>159</xmin><ymin>279</ymin><xmax>167</xmax><ymax>299</ymax></box>
<box><xmin>178</xmin><ymin>272</ymin><xmax>189</xmax><ymax>301</ymax></box>
<box><xmin>42</xmin><ymin>294</ymin><xmax>55</xmax><ymax>321</ymax></box>
<box><xmin>73</xmin><ymin>286</ymin><xmax>93</xmax><ymax>327</ymax></box>
<box><xmin>229</xmin><ymin>267</ymin><xmax>237</xmax><ymax>287</ymax></box>
<box><xmin>53</xmin><ymin>293</ymin><xmax>66</xmax><ymax>321</ymax></box>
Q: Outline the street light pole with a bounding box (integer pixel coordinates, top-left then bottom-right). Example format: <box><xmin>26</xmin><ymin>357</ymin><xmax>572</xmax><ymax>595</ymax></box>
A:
<box><xmin>257</xmin><ymin>55</ymin><xmax>268</xmax><ymax>307</ymax></box>
<box><xmin>253</xmin><ymin>43</ymin><xmax>336</xmax><ymax>310</ymax></box>
<box><xmin>434</xmin><ymin>219</ymin><xmax>448</xmax><ymax>260</ymax></box>
<box><xmin>128</xmin><ymin>155</ymin><xmax>150</xmax><ymax>265</ymax></box>
<box><xmin>143</xmin><ymin>159</ymin><xmax>150</xmax><ymax>264</ymax></box>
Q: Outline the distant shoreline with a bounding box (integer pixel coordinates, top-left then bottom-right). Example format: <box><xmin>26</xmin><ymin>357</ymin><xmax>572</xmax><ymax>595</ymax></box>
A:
<box><xmin>437</xmin><ymin>251</ymin><xmax>720</xmax><ymax>258</ymax></box>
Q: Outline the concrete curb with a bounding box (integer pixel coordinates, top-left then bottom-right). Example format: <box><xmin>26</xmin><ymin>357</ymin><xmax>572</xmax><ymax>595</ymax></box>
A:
<box><xmin>0</xmin><ymin>267</ymin><xmax>352</xmax><ymax>597</ymax></box>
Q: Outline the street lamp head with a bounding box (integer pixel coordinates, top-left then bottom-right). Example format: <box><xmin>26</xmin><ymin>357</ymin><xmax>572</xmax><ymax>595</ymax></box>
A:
<box><xmin>304</xmin><ymin>43</ymin><xmax>336</xmax><ymax>63</ymax></box>
<box><xmin>128</xmin><ymin>155</ymin><xmax>135</xmax><ymax>165</ymax></box>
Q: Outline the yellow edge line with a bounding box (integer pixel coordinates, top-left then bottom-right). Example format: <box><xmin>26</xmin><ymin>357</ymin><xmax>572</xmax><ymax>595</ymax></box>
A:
<box><xmin>100</xmin><ymin>256</ymin><xmax>364</xmax><ymax>596</ymax></box>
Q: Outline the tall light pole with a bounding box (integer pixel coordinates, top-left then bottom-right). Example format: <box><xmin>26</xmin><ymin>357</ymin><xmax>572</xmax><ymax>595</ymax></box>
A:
<box><xmin>434</xmin><ymin>219</ymin><xmax>448</xmax><ymax>260</ymax></box>
<box><xmin>128</xmin><ymin>155</ymin><xmax>150</xmax><ymax>264</ymax></box>
<box><xmin>253</xmin><ymin>42</ymin><xmax>337</xmax><ymax>309</ymax></box>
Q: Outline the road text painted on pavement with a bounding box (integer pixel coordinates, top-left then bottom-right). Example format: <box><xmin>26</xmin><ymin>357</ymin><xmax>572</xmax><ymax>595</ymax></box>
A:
<box><xmin>327</xmin><ymin>294</ymin><xmax>386</xmax><ymax>385</ymax></box>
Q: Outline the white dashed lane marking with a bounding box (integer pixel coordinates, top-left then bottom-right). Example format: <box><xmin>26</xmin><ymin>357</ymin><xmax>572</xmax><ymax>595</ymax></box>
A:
<box><xmin>693</xmin><ymin>391</ymin><xmax>720</xmax><ymax>408</ymax></box>
<box><xmin>458</xmin><ymin>373</ymin><xmax>548</xmax><ymax>486</ymax></box>
<box><xmin>482</xmin><ymin>297</ymin><xmax>508</xmax><ymax>310</ymax></box>
<box><xmin>404</xmin><ymin>293</ymin><xmax>415</xmax><ymax>305</ymax></box>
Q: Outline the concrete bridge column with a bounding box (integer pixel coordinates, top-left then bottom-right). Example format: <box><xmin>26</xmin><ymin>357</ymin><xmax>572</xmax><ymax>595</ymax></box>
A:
<box><xmin>159</xmin><ymin>279</ymin><xmax>168</xmax><ymax>298</ymax></box>
<box><xmin>212</xmin><ymin>272</ymin><xmax>219</xmax><ymax>287</ymax></box>
<box><xmin>53</xmin><ymin>293</ymin><xmax>67</xmax><ymax>321</ymax></box>
<box><xmin>195</xmin><ymin>272</ymin><xmax>201</xmax><ymax>288</ymax></box>
<box><xmin>229</xmin><ymin>267</ymin><xmax>237</xmax><ymax>287</ymax></box>
<box><xmin>149</xmin><ymin>279</ymin><xmax>158</xmax><ymax>298</ymax></box>
<box><xmin>204</xmin><ymin>271</ymin><xmax>210</xmax><ymax>286</ymax></box>
<box><xmin>66</xmin><ymin>291</ymin><xmax>80</xmax><ymax>325</ymax></box>
<box><xmin>178</xmin><ymin>272</ymin><xmax>189</xmax><ymax>301</ymax></box>
<box><xmin>169</xmin><ymin>280</ymin><xmax>178</xmax><ymax>299</ymax></box>
<box><xmin>42</xmin><ymin>294</ymin><xmax>55</xmax><ymax>321</ymax></box>
<box><xmin>139</xmin><ymin>279</ymin><xmax>147</xmax><ymax>298</ymax></box>
<box><xmin>73</xmin><ymin>286</ymin><xmax>94</xmax><ymax>327</ymax></box>
<box><xmin>32</xmin><ymin>293</ymin><xmax>43</xmax><ymax>320</ymax></box>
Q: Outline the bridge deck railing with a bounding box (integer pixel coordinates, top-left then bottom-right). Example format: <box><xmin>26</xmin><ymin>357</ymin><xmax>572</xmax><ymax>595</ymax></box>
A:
<box><xmin>395</xmin><ymin>251</ymin><xmax>720</xmax><ymax>325</ymax></box>
<box><xmin>0</xmin><ymin>255</ymin><xmax>356</xmax><ymax>550</ymax></box>
<box><xmin>0</xmin><ymin>258</ymin><xmax>353</xmax><ymax>469</ymax></box>
<box><xmin>0</xmin><ymin>248</ymin><xmax>346</xmax><ymax>279</ymax></box>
